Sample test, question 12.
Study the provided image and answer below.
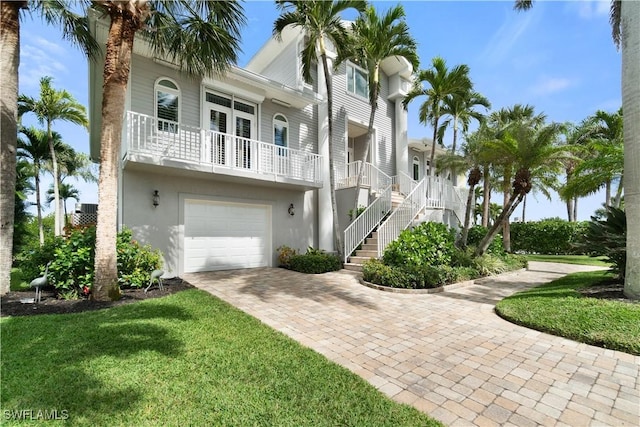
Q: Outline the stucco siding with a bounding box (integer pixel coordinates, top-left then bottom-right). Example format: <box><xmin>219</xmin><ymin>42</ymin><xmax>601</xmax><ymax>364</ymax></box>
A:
<box><xmin>130</xmin><ymin>55</ymin><xmax>201</xmax><ymax>128</ymax></box>
<box><xmin>122</xmin><ymin>169</ymin><xmax>317</xmax><ymax>276</ymax></box>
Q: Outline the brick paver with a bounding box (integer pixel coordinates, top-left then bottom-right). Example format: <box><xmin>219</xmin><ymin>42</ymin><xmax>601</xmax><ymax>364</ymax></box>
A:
<box><xmin>185</xmin><ymin>262</ymin><xmax>639</xmax><ymax>426</ymax></box>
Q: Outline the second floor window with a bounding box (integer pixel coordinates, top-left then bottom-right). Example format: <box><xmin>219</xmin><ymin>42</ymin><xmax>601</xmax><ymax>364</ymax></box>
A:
<box><xmin>273</xmin><ymin>114</ymin><xmax>288</xmax><ymax>155</ymax></box>
<box><xmin>156</xmin><ymin>78</ymin><xmax>180</xmax><ymax>132</ymax></box>
<box><xmin>346</xmin><ymin>63</ymin><xmax>368</xmax><ymax>99</ymax></box>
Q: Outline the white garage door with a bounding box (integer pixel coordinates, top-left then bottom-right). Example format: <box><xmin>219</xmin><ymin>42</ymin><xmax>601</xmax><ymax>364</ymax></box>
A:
<box><xmin>184</xmin><ymin>199</ymin><xmax>271</xmax><ymax>272</ymax></box>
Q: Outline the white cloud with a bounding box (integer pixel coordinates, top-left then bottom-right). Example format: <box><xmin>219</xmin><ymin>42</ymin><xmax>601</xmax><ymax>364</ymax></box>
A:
<box><xmin>529</xmin><ymin>76</ymin><xmax>575</xmax><ymax>97</ymax></box>
<box><xmin>567</xmin><ymin>0</ymin><xmax>610</xmax><ymax>20</ymax></box>
<box><xmin>480</xmin><ymin>8</ymin><xmax>537</xmax><ymax>66</ymax></box>
<box><xmin>19</xmin><ymin>35</ymin><xmax>68</xmax><ymax>91</ymax></box>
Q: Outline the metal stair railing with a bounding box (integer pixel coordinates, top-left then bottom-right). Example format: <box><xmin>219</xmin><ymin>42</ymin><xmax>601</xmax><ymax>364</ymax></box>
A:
<box><xmin>392</xmin><ymin>171</ymin><xmax>417</xmax><ymax>196</ymax></box>
<box><xmin>343</xmin><ymin>184</ymin><xmax>392</xmax><ymax>263</ymax></box>
<box><xmin>377</xmin><ymin>178</ymin><xmax>427</xmax><ymax>257</ymax></box>
<box><xmin>336</xmin><ymin>161</ymin><xmax>391</xmax><ymax>194</ymax></box>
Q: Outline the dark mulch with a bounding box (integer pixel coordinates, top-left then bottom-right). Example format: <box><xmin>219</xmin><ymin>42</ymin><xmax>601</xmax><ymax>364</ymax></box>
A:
<box><xmin>578</xmin><ymin>277</ymin><xmax>638</xmax><ymax>304</ymax></box>
<box><xmin>0</xmin><ymin>278</ymin><xmax>194</xmax><ymax>318</ymax></box>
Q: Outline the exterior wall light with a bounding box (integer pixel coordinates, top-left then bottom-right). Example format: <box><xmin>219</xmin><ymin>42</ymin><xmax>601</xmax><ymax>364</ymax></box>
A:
<box><xmin>288</xmin><ymin>203</ymin><xmax>295</xmax><ymax>216</ymax></box>
<box><xmin>152</xmin><ymin>190</ymin><xmax>160</xmax><ymax>208</ymax></box>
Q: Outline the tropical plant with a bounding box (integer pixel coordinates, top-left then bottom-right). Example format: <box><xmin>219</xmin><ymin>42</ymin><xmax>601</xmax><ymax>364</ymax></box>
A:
<box><xmin>14</xmin><ymin>159</ymin><xmax>34</xmax><ymax>254</ymax></box>
<box><xmin>515</xmin><ymin>0</ymin><xmax>638</xmax><ymax>301</ymax></box>
<box><xmin>17</xmin><ymin>126</ymin><xmax>61</xmax><ymax>245</ymax></box>
<box><xmin>274</xmin><ymin>0</ymin><xmax>366</xmax><ymax>262</ymax></box>
<box><xmin>403</xmin><ymin>57</ymin><xmax>472</xmax><ymax>176</ymax></box>
<box><xmin>475</xmin><ymin>121</ymin><xmax>566</xmax><ymax>256</ymax></box>
<box><xmin>18</xmin><ymin>76</ymin><xmax>89</xmax><ymax>238</ymax></box>
<box><xmin>439</xmin><ymin>90</ymin><xmax>490</xmax><ymax>154</ymax></box>
<box><xmin>46</xmin><ymin>182</ymin><xmax>80</xmax><ymax>227</ymax></box>
<box><xmin>87</xmin><ymin>0</ymin><xmax>246</xmax><ymax>301</ymax></box>
<box><xmin>578</xmin><ymin>207</ymin><xmax>626</xmax><ymax>279</ymax></box>
<box><xmin>340</xmin><ymin>3</ymin><xmax>419</xmax><ymax>214</ymax></box>
<box><xmin>0</xmin><ymin>0</ymin><xmax>96</xmax><ymax>295</ymax></box>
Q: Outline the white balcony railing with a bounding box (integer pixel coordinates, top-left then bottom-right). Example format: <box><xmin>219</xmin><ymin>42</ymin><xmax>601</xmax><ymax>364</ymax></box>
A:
<box><xmin>335</xmin><ymin>161</ymin><xmax>392</xmax><ymax>194</ymax></box>
<box><xmin>126</xmin><ymin>111</ymin><xmax>323</xmax><ymax>184</ymax></box>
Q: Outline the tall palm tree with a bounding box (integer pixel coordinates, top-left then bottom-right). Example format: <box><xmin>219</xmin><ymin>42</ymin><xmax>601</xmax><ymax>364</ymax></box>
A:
<box><xmin>404</xmin><ymin>57</ymin><xmax>472</xmax><ymax>176</ymax></box>
<box><xmin>89</xmin><ymin>1</ymin><xmax>245</xmax><ymax>301</ymax></box>
<box><xmin>274</xmin><ymin>0</ymin><xmax>366</xmax><ymax>261</ymax></box>
<box><xmin>0</xmin><ymin>1</ymin><xmax>96</xmax><ymax>294</ymax></box>
<box><xmin>515</xmin><ymin>0</ymin><xmax>638</xmax><ymax>304</ymax></box>
<box><xmin>592</xmin><ymin>109</ymin><xmax>624</xmax><ymax>207</ymax></box>
<box><xmin>340</xmin><ymin>3</ymin><xmax>419</xmax><ymax>214</ymax></box>
<box><xmin>46</xmin><ymin>182</ymin><xmax>80</xmax><ymax>227</ymax></box>
<box><xmin>439</xmin><ymin>90</ymin><xmax>491</xmax><ymax>154</ymax></box>
<box><xmin>17</xmin><ymin>126</ymin><xmax>63</xmax><ymax>245</ymax></box>
<box><xmin>475</xmin><ymin>121</ymin><xmax>566</xmax><ymax>256</ymax></box>
<box><xmin>18</xmin><ymin>76</ymin><xmax>89</xmax><ymax>237</ymax></box>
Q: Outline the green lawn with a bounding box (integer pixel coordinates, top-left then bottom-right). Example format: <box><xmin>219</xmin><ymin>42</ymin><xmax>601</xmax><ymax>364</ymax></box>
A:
<box><xmin>496</xmin><ymin>271</ymin><xmax>640</xmax><ymax>355</ymax></box>
<box><xmin>1</xmin><ymin>289</ymin><xmax>441</xmax><ymax>427</ymax></box>
<box><xmin>525</xmin><ymin>254</ymin><xmax>611</xmax><ymax>267</ymax></box>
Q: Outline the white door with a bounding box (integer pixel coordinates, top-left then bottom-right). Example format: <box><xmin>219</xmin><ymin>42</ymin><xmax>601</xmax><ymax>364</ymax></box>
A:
<box><xmin>184</xmin><ymin>200</ymin><xmax>271</xmax><ymax>272</ymax></box>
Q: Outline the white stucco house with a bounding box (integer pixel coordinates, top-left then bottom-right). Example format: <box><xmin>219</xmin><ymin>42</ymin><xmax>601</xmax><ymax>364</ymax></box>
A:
<box><xmin>87</xmin><ymin>17</ymin><xmax>465</xmax><ymax>277</ymax></box>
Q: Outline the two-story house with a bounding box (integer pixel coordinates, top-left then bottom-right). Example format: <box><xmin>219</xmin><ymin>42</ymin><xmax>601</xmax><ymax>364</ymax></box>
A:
<box><xmin>87</xmin><ymin>16</ymin><xmax>465</xmax><ymax>277</ymax></box>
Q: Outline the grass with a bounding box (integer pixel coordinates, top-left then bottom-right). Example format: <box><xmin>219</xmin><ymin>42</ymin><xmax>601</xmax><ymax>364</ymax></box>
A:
<box><xmin>525</xmin><ymin>254</ymin><xmax>611</xmax><ymax>267</ymax></box>
<box><xmin>1</xmin><ymin>289</ymin><xmax>441</xmax><ymax>427</ymax></box>
<box><xmin>496</xmin><ymin>271</ymin><xmax>640</xmax><ymax>355</ymax></box>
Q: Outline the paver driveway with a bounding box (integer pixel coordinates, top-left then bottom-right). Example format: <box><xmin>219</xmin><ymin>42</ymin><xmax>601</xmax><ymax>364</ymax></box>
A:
<box><xmin>184</xmin><ymin>262</ymin><xmax>639</xmax><ymax>426</ymax></box>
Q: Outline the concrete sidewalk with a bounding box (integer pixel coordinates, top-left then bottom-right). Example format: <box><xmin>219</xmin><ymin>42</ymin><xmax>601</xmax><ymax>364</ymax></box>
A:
<box><xmin>185</xmin><ymin>262</ymin><xmax>639</xmax><ymax>426</ymax></box>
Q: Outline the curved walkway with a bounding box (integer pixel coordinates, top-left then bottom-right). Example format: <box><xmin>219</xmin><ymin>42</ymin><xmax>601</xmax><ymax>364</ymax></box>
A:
<box><xmin>184</xmin><ymin>262</ymin><xmax>639</xmax><ymax>426</ymax></box>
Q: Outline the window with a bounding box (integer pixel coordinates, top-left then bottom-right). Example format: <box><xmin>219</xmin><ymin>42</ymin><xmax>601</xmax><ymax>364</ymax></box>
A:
<box><xmin>273</xmin><ymin>114</ymin><xmax>288</xmax><ymax>155</ymax></box>
<box><xmin>413</xmin><ymin>156</ymin><xmax>420</xmax><ymax>181</ymax></box>
<box><xmin>346</xmin><ymin>63</ymin><xmax>368</xmax><ymax>98</ymax></box>
<box><xmin>155</xmin><ymin>78</ymin><xmax>180</xmax><ymax>132</ymax></box>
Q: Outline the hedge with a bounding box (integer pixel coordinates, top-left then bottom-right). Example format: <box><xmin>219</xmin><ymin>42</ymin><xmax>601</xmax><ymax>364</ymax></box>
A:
<box><xmin>510</xmin><ymin>219</ymin><xmax>588</xmax><ymax>255</ymax></box>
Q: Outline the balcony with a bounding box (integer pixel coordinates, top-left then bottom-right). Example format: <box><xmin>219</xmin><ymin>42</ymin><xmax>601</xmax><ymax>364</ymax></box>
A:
<box><xmin>124</xmin><ymin>111</ymin><xmax>324</xmax><ymax>189</ymax></box>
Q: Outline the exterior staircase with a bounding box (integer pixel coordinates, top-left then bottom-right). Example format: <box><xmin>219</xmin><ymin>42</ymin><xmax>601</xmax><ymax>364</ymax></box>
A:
<box><xmin>344</xmin><ymin>191</ymin><xmax>404</xmax><ymax>272</ymax></box>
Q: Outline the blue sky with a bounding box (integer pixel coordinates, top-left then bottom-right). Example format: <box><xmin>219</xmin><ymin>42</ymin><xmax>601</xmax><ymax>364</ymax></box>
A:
<box><xmin>18</xmin><ymin>0</ymin><xmax>621</xmax><ymax>221</ymax></box>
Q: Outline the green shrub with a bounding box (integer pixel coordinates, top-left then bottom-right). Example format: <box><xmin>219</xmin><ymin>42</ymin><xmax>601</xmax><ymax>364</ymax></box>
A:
<box><xmin>451</xmin><ymin>247</ymin><xmax>476</xmax><ymax>268</ymax></box>
<box><xmin>16</xmin><ymin>226</ymin><xmax>162</xmax><ymax>298</ymax></box>
<box><xmin>362</xmin><ymin>259</ymin><xmax>477</xmax><ymax>289</ymax></box>
<box><xmin>503</xmin><ymin>253</ymin><xmax>528</xmax><ymax>270</ymax></box>
<box><xmin>383</xmin><ymin>222</ymin><xmax>456</xmax><ymax>267</ymax></box>
<box><xmin>473</xmin><ymin>254</ymin><xmax>509</xmax><ymax>277</ymax></box>
<box><xmin>510</xmin><ymin>219</ymin><xmax>588</xmax><ymax>255</ymax></box>
<box><xmin>466</xmin><ymin>225</ymin><xmax>504</xmax><ymax>255</ymax></box>
<box><xmin>348</xmin><ymin>205</ymin><xmax>367</xmax><ymax>221</ymax></box>
<box><xmin>362</xmin><ymin>259</ymin><xmax>410</xmax><ymax>288</ymax></box>
<box><xmin>577</xmin><ymin>207</ymin><xmax>626</xmax><ymax>279</ymax></box>
<box><xmin>288</xmin><ymin>247</ymin><xmax>342</xmax><ymax>274</ymax></box>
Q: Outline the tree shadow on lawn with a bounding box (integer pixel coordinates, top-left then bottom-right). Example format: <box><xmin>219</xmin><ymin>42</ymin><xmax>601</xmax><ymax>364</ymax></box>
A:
<box><xmin>1</xmin><ymin>300</ymin><xmax>192</xmax><ymax>423</ymax></box>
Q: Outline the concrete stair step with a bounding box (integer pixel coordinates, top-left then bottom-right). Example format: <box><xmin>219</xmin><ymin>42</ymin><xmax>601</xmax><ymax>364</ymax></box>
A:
<box><xmin>361</xmin><ymin>243</ymin><xmax>377</xmax><ymax>251</ymax></box>
<box><xmin>355</xmin><ymin>249</ymin><xmax>377</xmax><ymax>258</ymax></box>
<box><xmin>343</xmin><ymin>263</ymin><xmax>363</xmax><ymax>272</ymax></box>
<box><xmin>349</xmin><ymin>256</ymin><xmax>375</xmax><ymax>264</ymax></box>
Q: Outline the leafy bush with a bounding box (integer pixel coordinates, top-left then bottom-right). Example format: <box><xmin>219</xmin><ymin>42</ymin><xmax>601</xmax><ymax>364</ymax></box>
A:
<box><xmin>510</xmin><ymin>219</ymin><xmax>588</xmax><ymax>255</ymax></box>
<box><xmin>16</xmin><ymin>226</ymin><xmax>162</xmax><ymax>298</ymax></box>
<box><xmin>362</xmin><ymin>259</ymin><xmax>478</xmax><ymax>289</ymax></box>
<box><xmin>276</xmin><ymin>245</ymin><xmax>298</xmax><ymax>268</ymax></box>
<box><xmin>466</xmin><ymin>225</ymin><xmax>504</xmax><ymax>255</ymax></box>
<box><xmin>577</xmin><ymin>207</ymin><xmax>626</xmax><ymax>279</ymax></box>
<box><xmin>383</xmin><ymin>222</ymin><xmax>455</xmax><ymax>267</ymax></box>
<box><xmin>348</xmin><ymin>205</ymin><xmax>367</xmax><ymax>221</ymax></box>
<box><xmin>288</xmin><ymin>247</ymin><xmax>342</xmax><ymax>274</ymax></box>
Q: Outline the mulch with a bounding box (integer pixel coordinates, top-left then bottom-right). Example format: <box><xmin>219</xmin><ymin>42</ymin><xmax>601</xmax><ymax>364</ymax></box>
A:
<box><xmin>0</xmin><ymin>278</ymin><xmax>194</xmax><ymax>318</ymax></box>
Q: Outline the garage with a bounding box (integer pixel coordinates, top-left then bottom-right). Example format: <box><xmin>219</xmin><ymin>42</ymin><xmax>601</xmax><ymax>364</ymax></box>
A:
<box><xmin>184</xmin><ymin>199</ymin><xmax>271</xmax><ymax>272</ymax></box>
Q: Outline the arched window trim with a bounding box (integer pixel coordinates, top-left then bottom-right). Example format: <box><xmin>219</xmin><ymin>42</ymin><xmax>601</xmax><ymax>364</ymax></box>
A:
<box><xmin>155</xmin><ymin>77</ymin><xmax>181</xmax><ymax>132</ymax></box>
<box><xmin>412</xmin><ymin>156</ymin><xmax>420</xmax><ymax>181</ymax></box>
<box><xmin>273</xmin><ymin>113</ymin><xmax>289</xmax><ymax>149</ymax></box>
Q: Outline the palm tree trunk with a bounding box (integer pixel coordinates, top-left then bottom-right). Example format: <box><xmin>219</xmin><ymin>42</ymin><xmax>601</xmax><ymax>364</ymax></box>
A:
<box><xmin>0</xmin><ymin>1</ymin><xmax>24</xmax><ymax>295</ymax></box>
<box><xmin>35</xmin><ymin>174</ymin><xmax>44</xmax><ymax>245</ymax></box>
<box><xmin>573</xmin><ymin>198</ymin><xmax>578</xmax><ymax>222</ymax></box>
<box><xmin>521</xmin><ymin>194</ymin><xmax>526</xmax><ymax>223</ymax></box>
<box><xmin>48</xmin><ymin>123</ymin><xmax>62</xmax><ymax>236</ymax></box>
<box><xmin>565</xmin><ymin>199</ymin><xmax>573</xmax><ymax>222</ymax></box>
<box><xmin>93</xmin><ymin>11</ymin><xmax>139</xmax><ymax>301</ymax></box>
<box><xmin>459</xmin><ymin>183</ymin><xmax>476</xmax><ymax>247</ymax></box>
<box><xmin>319</xmin><ymin>51</ymin><xmax>343</xmax><ymax>261</ymax></box>
<box><xmin>613</xmin><ymin>173</ymin><xmax>623</xmax><ymax>208</ymax></box>
<box><xmin>502</xmin><ymin>179</ymin><xmax>511</xmax><ymax>252</ymax></box>
<box><xmin>475</xmin><ymin>192</ymin><xmax>524</xmax><ymax>257</ymax></box>
<box><xmin>451</xmin><ymin>117</ymin><xmax>459</xmax><ymax>154</ymax></box>
<box><xmin>622</xmin><ymin>0</ymin><xmax>640</xmax><ymax>299</ymax></box>
<box><xmin>429</xmin><ymin>115</ymin><xmax>439</xmax><ymax>176</ymax></box>
<box><xmin>482</xmin><ymin>165</ymin><xmax>490</xmax><ymax>227</ymax></box>
<box><xmin>605</xmin><ymin>179</ymin><xmax>611</xmax><ymax>207</ymax></box>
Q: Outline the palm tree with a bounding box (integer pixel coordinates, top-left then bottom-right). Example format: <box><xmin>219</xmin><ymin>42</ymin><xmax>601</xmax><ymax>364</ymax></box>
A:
<box><xmin>17</xmin><ymin>126</ymin><xmax>63</xmax><ymax>245</ymax></box>
<box><xmin>340</xmin><ymin>3</ymin><xmax>419</xmax><ymax>215</ymax></box>
<box><xmin>18</xmin><ymin>76</ymin><xmax>89</xmax><ymax>237</ymax></box>
<box><xmin>89</xmin><ymin>1</ymin><xmax>245</xmax><ymax>301</ymax></box>
<box><xmin>274</xmin><ymin>0</ymin><xmax>366</xmax><ymax>261</ymax></box>
<box><xmin>14</xmin><ymin>159</ymin><xmax>34</xmax><ymax>255</ymax></box>
<box><xmin>475</xmin><ymin>121</ymin><xmax>566</xmax><ymax>256</ymax></box>
<box><xmin>515</xmin><ymin>0</ymin><xmax>638</xmax><ymax>303</ymax></box>
<box><xmin>592</xmin><ymin>109</ymin><xmax>624</xmax><ymax>207</ymax></box>
<box><xmin>404</xmin><ymin>57</ymin><xmax>472</xmax><ymax>176</ymax></box>
<box><xmin>46</xmin><ymin>182</ymin><xmax>80</xmax><ymax>228</ymax></box>
<box><xmin>0</xmin><ymin>1</ymin><xmax>96</xmax><ymax>294</ymax></box>
<box><xmin>439</xmin><ymin>90</ymin><xmax>491</xmax><ymax>154</ymax></box>
<box><xmin>436</xmin><ymin>134</ymin><xmax>486</xmax><ymax>247</ymax></box>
